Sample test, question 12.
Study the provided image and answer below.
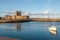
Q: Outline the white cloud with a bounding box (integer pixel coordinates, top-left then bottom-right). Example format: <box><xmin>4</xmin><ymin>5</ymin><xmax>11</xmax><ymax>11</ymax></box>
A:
<box><xmin>43</xmin><ymin>9</ymin><xmax>51</xmax><ymax>14</ymax></box>
<box><xmin>21</xmin><ymin>9</ymin><xmax>51</xmax><ymax>18</ymax></box>
<box><xmin>44</xmin><ymin>10</ymin><xmax>49</xmax><ymax>14</ymax></box>
<box><xmin>22</xmin><ymin>12</ymin><xmax>29</xmax><ymax>16</ymax></box>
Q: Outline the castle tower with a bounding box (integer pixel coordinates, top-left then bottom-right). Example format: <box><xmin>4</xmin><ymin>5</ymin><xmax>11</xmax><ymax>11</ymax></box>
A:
<box><xmin>12</xmin><ymin>11</ymin><xmax>21</xmax><ymax>20</ymax></box>
<box><xmin>14</xmin><ymin>11</ymin><xmax>21</xmax><ymax>16</ymax></box>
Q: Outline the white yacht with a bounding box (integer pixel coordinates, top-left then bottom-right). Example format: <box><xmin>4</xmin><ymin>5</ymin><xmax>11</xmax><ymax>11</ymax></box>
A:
<box><xmin>49</xmin><ymin>26</ymin><xmax>56</xmax><ymax>31</ymax></box>
<box><xmin>48</xmin><ymin>26</ymin><xmax>56</xmax><ymax>35</ymax></box>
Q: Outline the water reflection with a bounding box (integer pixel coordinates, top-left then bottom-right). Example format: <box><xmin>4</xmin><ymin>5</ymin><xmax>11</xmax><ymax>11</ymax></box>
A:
<box><xmin>14</xmin><ymin>23</ymin><xmax>21</xmax><ymax>31</ymax></box>
<box><xmin>49</xmin><ymin>30</ymin><xmax>56</xmax><ymax>35</ymax></box>
<box><xmin>0</xmin><ymin>23</ymin><xmax>21</xmax><ymax>31</ymax></box>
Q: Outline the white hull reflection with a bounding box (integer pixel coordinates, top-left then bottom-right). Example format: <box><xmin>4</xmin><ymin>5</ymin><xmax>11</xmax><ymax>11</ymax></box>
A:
<box><xmin>48</xmin><ymin>26</ymin><xmax>56</xmax><ymax>35</ymax></box>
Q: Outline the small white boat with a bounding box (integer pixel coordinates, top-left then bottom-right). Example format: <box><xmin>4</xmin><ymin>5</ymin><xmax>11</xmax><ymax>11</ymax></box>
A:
<box><xmin>49</xmin><ymin>26</ymin><xmax>56</xmax><ymax>31</ymax></box>
<box><xmin>48</xmin><ymin>26</ymin><xmax>56</xmax><ymax>35</ymax></box>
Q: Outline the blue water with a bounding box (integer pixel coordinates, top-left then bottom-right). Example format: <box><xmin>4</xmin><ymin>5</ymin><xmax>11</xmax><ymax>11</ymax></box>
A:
<box><xmin>0</xmin><ymin>22</ymin><xmax>60</xmax><ymax>40</ymax></box>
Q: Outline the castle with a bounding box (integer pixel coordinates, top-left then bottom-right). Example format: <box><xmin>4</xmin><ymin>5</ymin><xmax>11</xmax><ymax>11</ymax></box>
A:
<box><xmin>0</xmin><ymin>11</ymin><xmax>29</xmax><ymax>23</ymax></box>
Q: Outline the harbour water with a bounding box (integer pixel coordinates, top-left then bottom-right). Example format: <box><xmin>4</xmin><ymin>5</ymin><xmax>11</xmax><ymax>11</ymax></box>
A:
<box><xmin>0</xmin><ymin>22</ymin><xmax>60</xmax><ymax>40</ymax></box>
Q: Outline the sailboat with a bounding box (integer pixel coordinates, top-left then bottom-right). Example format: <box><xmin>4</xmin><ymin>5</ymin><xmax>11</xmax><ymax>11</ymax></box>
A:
<box><xmin>48</xmin><ymin>16</ymin><xmax>57</xmax><ymax>35</ymax></box>
<box><xmin>48</xmin><ymin>25</ymin><xmax>56</xmax><ymax>35</ymax></box>
<box><xmin>49</xmin><ymin>26</ymin><xmax>56</xmax><ymax>31</ymax></box>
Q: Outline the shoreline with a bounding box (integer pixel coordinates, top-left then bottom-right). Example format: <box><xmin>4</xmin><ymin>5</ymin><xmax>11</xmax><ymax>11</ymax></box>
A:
<box><xmin>0</xmin><ymin>18</ymin><xmax>60</xmax><ymax>23</ymax></box>
<box><xmin>0</xmin><ymin>19</ymin><xmax>30</xmax><ymax>23</ymax></box>
<box><xmin>31</xmin><ymin>18</ymin><xmax>60</xmax><ymax>22</ymax></box>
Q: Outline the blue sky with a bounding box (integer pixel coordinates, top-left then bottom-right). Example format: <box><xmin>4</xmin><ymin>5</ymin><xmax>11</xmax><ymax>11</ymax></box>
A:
<box><xmin>0</xmin><ymin>0</ymin><xmax>60</xmax><ymax>18</ymax></box>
